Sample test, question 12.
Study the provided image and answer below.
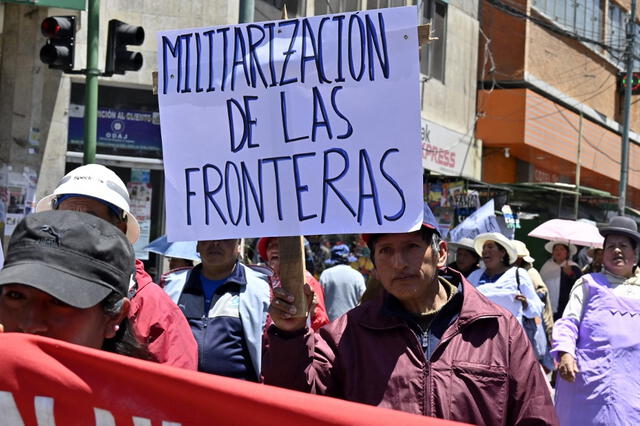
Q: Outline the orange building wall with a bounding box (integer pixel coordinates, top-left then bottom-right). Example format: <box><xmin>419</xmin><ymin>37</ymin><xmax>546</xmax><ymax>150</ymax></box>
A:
<box><xmin>477</xmin><ymin>88</ymin><xmax>640</xmax><ymax>199</ymax></box>
<box><xmin>478</xmin><ymin>0</ymin><xmax>527</xmax><ymax>81</ymax></box>
<box><xmin>526</xmin><ymin>23</ymin><xmax>619</xmax><ymax>122</ymax></box>
<box><xmin>482</xmin><ymin>151</ymin><xmax>518</xmax><ymax>183</ymax></box>
<box><xmin>480</xmin><ymin>1</ymin><xmax>640</xmax><ymax>136</ymax></box>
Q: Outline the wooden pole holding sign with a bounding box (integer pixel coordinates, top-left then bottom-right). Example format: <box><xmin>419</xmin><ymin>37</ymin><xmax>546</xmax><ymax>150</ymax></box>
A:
<box><xmin>277</xmin><ymin>236</ymin><xmax>308</xmax><ymax>318</ymax></box>
<box><xmin>275</xmin><ymin>0</ymin><xmax>307</xmax><ymax>318</ymax></box>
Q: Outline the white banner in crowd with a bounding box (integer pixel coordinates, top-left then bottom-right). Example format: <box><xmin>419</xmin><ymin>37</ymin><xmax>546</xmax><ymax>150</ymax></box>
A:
<box><xmin>449</xmin><ymin>199</ymin><xmax>501</xmax><ymax>242</ymax></box>
<box><xmin>157</xmin><ymin>7</ymin><xmax>423</xmax><ymax>241</ymax></box>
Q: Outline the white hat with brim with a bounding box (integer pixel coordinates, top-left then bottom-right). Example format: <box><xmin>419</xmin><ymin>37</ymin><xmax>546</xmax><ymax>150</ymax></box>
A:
<box><xmin>473</xmin><ymin>232</ymin><xmax>518</xmax><ymax>265</ymax></box>
<box><xmin>35</xmin><ymin>164</ymin><xmax>140</xmax><ymax>244</ymax></box>
<box><xmin>544</xmin><ymin>241</ymin><xmax>577</xmax><ymax>257</ymax></box>
<box><xmin>512</xmin><ymin>240</ymin><xmax>535</xmax><ymax>264</ymax></box>
<box><xmin>448</xmin><ymin>237</ymin><xmax>477</xmax><ymax>253</ymax></box>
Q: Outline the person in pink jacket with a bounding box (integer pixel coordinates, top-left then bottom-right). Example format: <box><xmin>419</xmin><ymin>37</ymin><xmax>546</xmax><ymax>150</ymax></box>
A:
<box><xmin>36</xmin><ymin>164</ymin><xmax>198</xmax><ymax>369</ymax></box>
<box><xmin>263</xmin><ymin>204</ymin><xmax>558</xmax><ymax>425</ymax></box>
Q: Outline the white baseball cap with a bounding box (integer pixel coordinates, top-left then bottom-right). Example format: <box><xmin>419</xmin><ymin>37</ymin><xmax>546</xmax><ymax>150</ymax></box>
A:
<box><xmin>36</xmin><ymin>164</ymin><xmax>140</xmax><ymax>243</ymax></box>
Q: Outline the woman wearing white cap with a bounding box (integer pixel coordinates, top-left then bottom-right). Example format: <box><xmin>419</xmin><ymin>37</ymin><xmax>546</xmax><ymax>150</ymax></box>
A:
<box><xmin>467</xmin><ymin>233</ymin><xmax>544</xmax><ymax>326</ymax></box>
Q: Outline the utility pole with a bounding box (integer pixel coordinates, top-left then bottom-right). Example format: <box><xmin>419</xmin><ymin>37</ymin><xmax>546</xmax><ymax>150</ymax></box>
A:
<box><xmin>574</xmin><ymin>111</ymin><xmax>583</xmax><ymax>220</ymax></box>
<box><xmin>618</xmin><ymin>0</ymin><xmax>637</xmax><ymax>215</ymax></box>
<box><xmin>239</xmin><ymin>0</ymin><xmax>254</xmax><ymax>23</ymax></box>
<box><xmin>83</xmin><ymin>0</ymin><xmax>99</xmax><ymax>164</ymax></box>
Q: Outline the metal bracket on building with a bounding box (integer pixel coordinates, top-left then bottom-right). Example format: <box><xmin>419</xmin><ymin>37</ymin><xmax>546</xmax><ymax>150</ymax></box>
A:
<box><xmin>418</xmin><ymin>23</ymin><xmax>437</xmax><ymax>46</ymax></box>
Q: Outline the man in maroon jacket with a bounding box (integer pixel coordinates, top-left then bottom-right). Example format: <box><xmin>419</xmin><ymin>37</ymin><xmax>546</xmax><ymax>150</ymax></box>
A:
<box><xmin>264</xmin><ymin>204</ymin><xmax>558</xmax><ymax>425</ymax></box>
<box><xmin>36</xmin><ymin>164</ymin><xmax>198</xmax><ymax>369</ymax></box>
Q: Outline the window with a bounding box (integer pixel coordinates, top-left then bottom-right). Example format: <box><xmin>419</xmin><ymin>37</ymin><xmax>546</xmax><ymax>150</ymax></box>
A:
<box><xmin>315</xmin><ymin>0</ymin><xmax>360</xmax><ymax>14</ymax></box>
<box><xmin>367</xmin><ymin>0</ymin><xmax>406</xmax><ymax>8</ymax></box>
<box><xmin>533</xmin><ymin>0</ymin><xmax>603</xmax><ymax>44</ymax></box>
<box><xmin>607</xmin><ymin>2</ymin><xmax>626</xmax><ymax>64</ymax></box>
<box><xmin>314</xmin><ymin>0</ymin><xmax>409</xmax><ymax>15</ymax></box>
<box><xmin>420</xmin><ymin>0</ymin><xmax>447</xmax><ymax>82</ymax></box>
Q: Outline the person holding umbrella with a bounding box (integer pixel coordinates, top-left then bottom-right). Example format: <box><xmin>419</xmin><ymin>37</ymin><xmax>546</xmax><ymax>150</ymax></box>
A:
<box><xmin>539</xmin><ymin>241</ymin><xmax>582</xmax><ymax>320</ymax></box>
<box><xmin>552</xmin><ymin>216</ymin><xmax>640</xmax><ymax>424</ymax></box>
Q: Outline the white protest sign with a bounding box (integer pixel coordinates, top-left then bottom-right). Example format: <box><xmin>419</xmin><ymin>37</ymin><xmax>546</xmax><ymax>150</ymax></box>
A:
<box><xmin>157</xmin><ymin>7</ymin><xmax>422</xmax><ymax>241</ymax></box>
<box><xmin>448</xmin><ymin>199</ymin><xmax>501</xmax><ymax>242</ymax></box>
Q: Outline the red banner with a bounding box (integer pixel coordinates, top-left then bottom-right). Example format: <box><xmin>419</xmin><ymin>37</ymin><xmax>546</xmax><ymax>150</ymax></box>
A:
<box><xmin>0</xmin><ymin>333</ymin><xmax>463</xmax><ymax>425</ymax></box>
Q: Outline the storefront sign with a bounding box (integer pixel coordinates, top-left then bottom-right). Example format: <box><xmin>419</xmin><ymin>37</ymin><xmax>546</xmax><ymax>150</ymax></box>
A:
<box><xmin>157</xmin><ymin>7</ymin><xmax>423</xmax><ymax>241</ymax></box>
<box><xmin>421</xmin><ymin>118</ymin><xmax>474</xmax><ymax>177</ymax></box>
<box><xmin>68</xmin><ymin>104</ymin><xmax>162</xmax><ymax>155</ymax></box>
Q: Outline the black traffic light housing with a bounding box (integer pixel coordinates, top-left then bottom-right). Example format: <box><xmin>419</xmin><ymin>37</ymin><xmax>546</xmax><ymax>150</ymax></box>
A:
<box><xmin>40</xmin><ymin>16</ymin><xmax>76</xmax><ymax>71</ymax></box>
<box><xmin>618</xmin><ymin>72</ymin><xmax>640</xmax><ymax>95</ymax></box>
<box><xmin>105</xmin><ymin>19</ymin><xmax>145</xmax><ymax>75</ymax></box>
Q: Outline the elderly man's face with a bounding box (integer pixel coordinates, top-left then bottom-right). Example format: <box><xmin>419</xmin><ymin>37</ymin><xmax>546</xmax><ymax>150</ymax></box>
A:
<box><xmin>603</xmin><ymin>235</ymin><xmax>637</xmax><ymax>278</ymax></box>
<box><xmin>373</xmin><ymin>231</ymin><xmax>446</xmax><ymax>306</ymax></box>
<box><xmin>197</xmin><ymin>239</ymin><xmax>239</xmax><ymax>269</ymax></box>
<box><xmin>0</xmin><ymin>284</ymin><xmax>119</xmax><ymax>349</ymax></box>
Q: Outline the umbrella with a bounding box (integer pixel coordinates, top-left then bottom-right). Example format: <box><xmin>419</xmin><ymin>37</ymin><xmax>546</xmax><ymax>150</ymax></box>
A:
<box><xmin>144</xmin><ymin>235</ymin><xmax>200</xmax><ymax>261</ymax></box>
<box><xmin>528</xmin><ymin>219</ymin><xmax>603</xmax><ymax>248</ymax></box>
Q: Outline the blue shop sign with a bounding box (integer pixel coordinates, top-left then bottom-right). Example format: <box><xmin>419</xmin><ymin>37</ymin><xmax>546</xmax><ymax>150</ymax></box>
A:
<box><xmin>68</xmin><ymin>104</ymin><xmax>162</xmax><ymax>155</ymax></box>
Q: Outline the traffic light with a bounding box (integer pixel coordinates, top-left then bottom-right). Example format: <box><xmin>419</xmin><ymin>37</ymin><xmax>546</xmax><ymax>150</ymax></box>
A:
<box><xmin>40</xmin><ymin>16</ymin><xmax>76</xmax><ymax>71</ymax></box>
<box><xmin>105</xmin><ymin>19</ymin><xmax>145</xmax><ymax>75</ymax></box>
<box><xmin>618</xmin><ymin>72</ymin><xmax>640</xmax><ymax>95</ymax></box>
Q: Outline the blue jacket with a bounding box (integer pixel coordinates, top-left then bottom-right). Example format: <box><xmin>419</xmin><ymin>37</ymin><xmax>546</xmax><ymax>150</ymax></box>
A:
<box><xmin>177</xmin><ymin>261</ymin><xmax>270</xmax><ymax>378</ymax></box>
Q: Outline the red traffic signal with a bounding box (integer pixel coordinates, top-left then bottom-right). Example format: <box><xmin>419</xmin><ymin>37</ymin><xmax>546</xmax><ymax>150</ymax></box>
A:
<box><xmin>618</xmin><ymin>72</ymin><xmax>640</xmax><ymax>95</ymax></box>
<box><xmin>105</xmin><ymin>19</ymin><xmax>145</xmax><ymax>75</ymax></box>
<box><xmin>40</xmin><ymin>16</ymin><xmax>76</xmax><ymax>71</ymax></box>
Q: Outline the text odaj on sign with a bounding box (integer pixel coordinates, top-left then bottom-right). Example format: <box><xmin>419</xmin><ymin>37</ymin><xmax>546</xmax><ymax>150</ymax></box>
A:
<box><xmin>157</xmin><ymin>6</ymin><xmax>423</xmax><ymax>241</ymax></box>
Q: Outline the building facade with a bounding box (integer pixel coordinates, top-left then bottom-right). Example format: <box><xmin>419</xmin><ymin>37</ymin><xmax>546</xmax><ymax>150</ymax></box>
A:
<box><xmin>477</xmin><ymin>0</ymin><xmax>640</xmax><ymax>218</ymax></box>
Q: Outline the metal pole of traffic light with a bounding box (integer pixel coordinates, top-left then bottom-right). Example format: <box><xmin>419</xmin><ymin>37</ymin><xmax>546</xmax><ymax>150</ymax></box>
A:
<box><xmin>83</xmin><ymin>0</ymin><xmax>100</xmax><ymax>164</ymax></box>
<box><xmin>239</xmin><ymin>0</ymin><xmax>254</xmax><ymax>23</ymax></box>
<box><xmin>618</xmin><ymin>0</ymin><xmax>636</xmax><ymax>215</ymax></box>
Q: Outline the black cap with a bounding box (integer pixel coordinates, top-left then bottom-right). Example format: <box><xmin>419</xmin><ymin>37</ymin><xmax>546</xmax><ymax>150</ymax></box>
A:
<box><xmin>0</xmin><ymin>210</ymin><xmax>134</xmax><ymax>308</ymax></box>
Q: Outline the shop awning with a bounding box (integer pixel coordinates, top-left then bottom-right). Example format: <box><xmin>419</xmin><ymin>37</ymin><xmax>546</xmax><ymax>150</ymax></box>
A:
<box><xmin>502</xmin><ymin>182</ymin><xmax>616</xmax><ymax>199</ymax></box>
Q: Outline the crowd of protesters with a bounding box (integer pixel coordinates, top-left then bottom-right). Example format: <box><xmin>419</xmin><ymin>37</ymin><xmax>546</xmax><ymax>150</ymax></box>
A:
<box><xmin>0</xmin><ymin>163</ymin><xmax>638</xmax><ymax>425</ymax></box>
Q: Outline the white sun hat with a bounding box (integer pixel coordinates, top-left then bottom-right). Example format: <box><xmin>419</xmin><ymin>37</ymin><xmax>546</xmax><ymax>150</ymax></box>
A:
<box><xmin>544</xmin><ymin>241</ymin><xmax>577</xmax><ymax>257</ymax></box>
<box><xmin>36</xmin><ymin>164</ymin><xmax>140</xmax><ymax>243</ymax></box>
<box><xmin>512</xmin><ymin>240</ymin><xmax>535</xmax><ymax>264</ymax></box>
<box><xmin>448</xmin><ymin>237</ymin><xmax>476</xmax><ymax>253</ymax></box>
<box><xmin>473</xmin><ymin>232</ymin><xmax>518</xmax><ymax>265</ymax></box>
